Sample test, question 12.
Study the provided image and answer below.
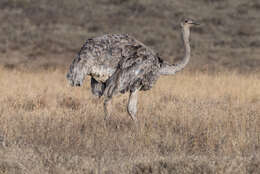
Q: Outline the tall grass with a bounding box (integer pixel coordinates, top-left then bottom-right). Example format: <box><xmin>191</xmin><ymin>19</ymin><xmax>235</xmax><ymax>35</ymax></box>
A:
<box><xmin>0</xmin><ymin>66</ymin><xmax>259</xmax><ymax>173</ymax></box>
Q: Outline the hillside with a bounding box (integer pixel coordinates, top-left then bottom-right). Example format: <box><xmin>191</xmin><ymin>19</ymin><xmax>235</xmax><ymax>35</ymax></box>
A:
<box><xmin>0</xmin><ymin>0</ymin><xmax>260</xmax><ymax>73</ymax></box>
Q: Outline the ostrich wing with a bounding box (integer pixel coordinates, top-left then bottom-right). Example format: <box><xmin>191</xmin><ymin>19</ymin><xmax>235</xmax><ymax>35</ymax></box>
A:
<box><xmin>78</xmin><ymin>34</ymin><xmax>159</xmax><ymax>83</ymax></box>
<box><xmin>104</xmin><ymin>46</ymin><xmax>161</xmax><ymax>98</ymax></box>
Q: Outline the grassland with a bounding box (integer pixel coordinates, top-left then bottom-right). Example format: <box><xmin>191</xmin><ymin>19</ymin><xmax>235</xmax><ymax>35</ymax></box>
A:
<box><xmin>0</xmin><ymin>66</ymin><xmax>259</xmax><ymax>173</ymax></box>
<box><xmin>0</xmin><ymin>0</ymin><xmax>260</xmax><ymax>173</ymax></box>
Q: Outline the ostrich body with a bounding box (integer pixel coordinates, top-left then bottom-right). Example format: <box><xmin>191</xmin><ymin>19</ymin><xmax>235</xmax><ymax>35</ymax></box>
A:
<box><xmin>67</xmin><ymin>18</ymin><xmax>199</xmax><ymax>122</ymax></box>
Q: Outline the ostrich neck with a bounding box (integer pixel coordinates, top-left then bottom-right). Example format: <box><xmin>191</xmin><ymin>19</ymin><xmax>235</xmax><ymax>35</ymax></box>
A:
<box><xmin>159</xmin><ymin>27</ymin><xmax>191</xmax><ymax>75</ymax></box>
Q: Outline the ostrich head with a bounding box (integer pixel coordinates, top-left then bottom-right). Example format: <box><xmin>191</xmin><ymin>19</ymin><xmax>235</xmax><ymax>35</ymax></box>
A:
<box><xmin>180</xmin><ymin>18</ymin><xmax>200</xmax><ymax>28</ymax></box>
<box><xmin>179</xmin><ymin>18</ymin><xmax>199</xmax><ymax>41</ymax></box>
<box><xmin>66</xmin><ymin>56</ymin><xmax>87</xmax><ymax>87</ymax></box>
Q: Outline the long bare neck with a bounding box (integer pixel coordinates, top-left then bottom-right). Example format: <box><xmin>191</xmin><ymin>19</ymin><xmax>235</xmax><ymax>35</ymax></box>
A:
<box><xmin>159</xmin><ymin>26</ymin><xmax>191</xmax><ymax>75</ymax></box>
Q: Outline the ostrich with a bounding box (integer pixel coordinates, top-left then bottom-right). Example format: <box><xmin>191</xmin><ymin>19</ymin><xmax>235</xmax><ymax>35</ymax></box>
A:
<box><xmin>67</xmin><ymin>18</ymin><xmax>199</xmax><ymax>122</ymax></box>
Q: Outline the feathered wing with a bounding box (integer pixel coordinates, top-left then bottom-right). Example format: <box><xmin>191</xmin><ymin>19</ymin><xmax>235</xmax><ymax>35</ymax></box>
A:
<box><xmin>104</xmin><ymin>45</ymin><xmax>161</xmax><ymax>98</ymax></box>
<box><xmin>68</xmin><ymin>34</ymin><xmax>162</xmax><ymax>97</ymax></box>
<box><xmin>76</xmin><ymin>34</ymin><xmax>159</xmax><ymax>83</ymax></box>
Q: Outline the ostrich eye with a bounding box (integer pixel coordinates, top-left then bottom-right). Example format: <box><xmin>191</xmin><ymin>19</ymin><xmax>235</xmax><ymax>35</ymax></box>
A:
<box><xmin>185</xmin><ymin>20</ymin><xmax>188</xmax><ymax>23</ymax></box>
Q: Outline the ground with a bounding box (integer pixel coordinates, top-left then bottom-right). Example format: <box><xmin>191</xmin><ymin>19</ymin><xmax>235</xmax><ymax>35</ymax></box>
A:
<box><xmin>0</xmin><ymin>67</ymin><xmax>259</xmax><ymax>173</ymax></box>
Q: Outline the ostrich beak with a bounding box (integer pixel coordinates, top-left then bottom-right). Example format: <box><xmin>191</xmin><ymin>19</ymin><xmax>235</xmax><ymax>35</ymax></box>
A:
<box><xmin>192</xmin><ymin>21</ymin><xmax>200</xmax><ymax>25</ymax></box>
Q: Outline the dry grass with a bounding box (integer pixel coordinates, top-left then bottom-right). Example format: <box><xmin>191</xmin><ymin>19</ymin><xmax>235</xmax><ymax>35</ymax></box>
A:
<box><xmin>0</xmin><ymin>66</ymin><xmax>259</xmax><ymax>173</ymax></box>
<box><xmin>1</xmin><ymin>1</ymin><xmax>260</xmax><ymax>173</ymax></box>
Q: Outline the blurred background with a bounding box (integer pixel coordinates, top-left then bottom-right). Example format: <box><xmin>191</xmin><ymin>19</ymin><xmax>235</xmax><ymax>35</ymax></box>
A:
<box><xmin>0</xmin><ymin>0</ymin><xmax>260</xmax><ymax>73</ymax></box>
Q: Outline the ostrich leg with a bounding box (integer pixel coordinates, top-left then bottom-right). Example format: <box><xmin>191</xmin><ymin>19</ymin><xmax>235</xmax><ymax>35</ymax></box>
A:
<box><xmin>127</xmin><ymin>90</ymin><xmax>139</xmax><ymax>122</ymax></box>
<box><xmin>104</xmin><ymin>97</ymin><xmax>112</xmax><ymax>120</ymax></box>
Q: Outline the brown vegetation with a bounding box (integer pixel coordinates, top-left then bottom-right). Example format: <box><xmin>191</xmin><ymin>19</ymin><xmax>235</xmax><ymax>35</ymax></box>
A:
<box><xmin>0</xmin><ymin>66</ymin><xmax>259</xmax><ymax>173</ymax></box>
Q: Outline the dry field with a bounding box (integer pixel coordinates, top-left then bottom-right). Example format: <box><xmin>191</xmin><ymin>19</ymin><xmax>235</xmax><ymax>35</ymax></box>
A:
<box><xmin>1</xmin><ymin>0</ymin><xmax>260</xmax><ymax>173</ymax></box>
<box><xmin>0</xmin><ymin>65</ymin><xmax>259</xmax><ymax>173</ymax></box>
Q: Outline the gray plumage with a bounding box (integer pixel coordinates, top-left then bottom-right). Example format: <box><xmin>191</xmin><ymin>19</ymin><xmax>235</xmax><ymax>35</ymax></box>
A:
<box><xmin>67</xmin><ymin>18</ymin><xmax>199</xmax><ymax>122</ymax></box>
